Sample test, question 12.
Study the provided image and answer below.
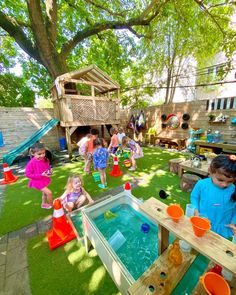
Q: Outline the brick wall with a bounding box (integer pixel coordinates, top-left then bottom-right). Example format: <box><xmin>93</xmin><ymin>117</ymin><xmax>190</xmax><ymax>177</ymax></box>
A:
<box><xmin>0</xmin><ymin>107</ymin><xmax>60</xmax><ymax>160</ymax></box>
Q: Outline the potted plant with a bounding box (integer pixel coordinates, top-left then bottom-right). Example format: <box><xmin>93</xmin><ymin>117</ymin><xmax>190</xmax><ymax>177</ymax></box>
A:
<box><xmin>208</xmin><ymin>114</ymin><xmax>215</xmax><ymax>122</ymax></box>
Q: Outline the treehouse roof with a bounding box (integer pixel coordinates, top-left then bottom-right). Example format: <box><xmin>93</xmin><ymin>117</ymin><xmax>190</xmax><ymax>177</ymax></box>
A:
<box><xmin>56</xmin><ymin>64</ymin><xmax>120</xmax><ymax>94</ymax></box>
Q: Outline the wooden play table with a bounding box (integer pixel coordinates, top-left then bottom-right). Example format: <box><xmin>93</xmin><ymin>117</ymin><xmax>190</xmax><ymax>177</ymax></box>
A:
<box><xmin>178</xmin><ymin>160</ymin><xmax>210</xmax><ymax>178</ymax></box>
<box><xmin>128</xmin><ymin>198</ymin><xmax>236</xmax><ymax>295</ymax></box>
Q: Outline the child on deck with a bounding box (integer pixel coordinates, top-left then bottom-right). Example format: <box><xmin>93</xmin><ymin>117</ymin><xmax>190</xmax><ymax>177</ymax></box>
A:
<box><xmin>59</xmin><ymin>174</ymin><xmax>94</xmax><ymax>212</ymax></box>
<box><xmin>190</xmin><ymin>154</ymin><xmax>236</xmax><ymax>239</ymax></box>
<box><xmin>108</xmin><ymin>127</ymin><xmax>119</xmax><ymax>155</ymax></box>
<box><xmin>93</xmin><ymin>138</ymin><xmax>109</xmax><ymax>189</ymax></box>
<box><xmin>84</xmin><ymin>128</ymin><xmax>99</xmax><ymax>174</ymax></box>
<box><xmin>122</xmin><ymin>136</ymin><xmax>143</xmax><ymax>171</ymax></box>
<box><xmin>25</xmin><ymin>142</ymin><xmax>53</xmax><ymax>209</ymax></box>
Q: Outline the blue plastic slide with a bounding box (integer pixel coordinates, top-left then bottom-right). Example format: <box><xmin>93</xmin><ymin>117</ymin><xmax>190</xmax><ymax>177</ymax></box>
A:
<box><xmin>2</xmin><ymin>118</ymin><xmax>59</xmax><ymax>165</ymax></box>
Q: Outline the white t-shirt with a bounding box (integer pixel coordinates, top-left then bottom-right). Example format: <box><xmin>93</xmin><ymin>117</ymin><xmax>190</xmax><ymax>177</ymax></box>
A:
<box><xmin>117</xmin><ymin>132</ymin><xmax>126</xmax><ymax>144</ymax></box>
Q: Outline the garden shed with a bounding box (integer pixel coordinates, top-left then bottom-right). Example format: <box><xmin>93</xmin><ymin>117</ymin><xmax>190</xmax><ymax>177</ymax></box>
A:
<box><xmin>51</xmin><ymin>65</ymin><xmax>121</xmax><ymax>156</ymax></box>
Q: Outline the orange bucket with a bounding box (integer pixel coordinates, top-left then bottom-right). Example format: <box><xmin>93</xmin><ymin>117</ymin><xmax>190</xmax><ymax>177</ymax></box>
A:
<box><xmin>166</xmin><ymin>204</ymin><xmax>184</xmax><ymax>223</ymax></box>
<box><xmin>200</xmin><ymin>272</ymin><xmax>230</xmax><ymax>295</ymax></box>
<box><xmin>190</xmin><ymin>216</ymin><xmax>211</xmax><ymax>237</ymax></box>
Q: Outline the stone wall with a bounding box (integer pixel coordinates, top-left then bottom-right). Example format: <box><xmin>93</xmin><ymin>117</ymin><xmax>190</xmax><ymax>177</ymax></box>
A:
<box><xmin>0</xmin><ymin>107</ymin><xmax>60</xmax><ymax>160</ymax></box>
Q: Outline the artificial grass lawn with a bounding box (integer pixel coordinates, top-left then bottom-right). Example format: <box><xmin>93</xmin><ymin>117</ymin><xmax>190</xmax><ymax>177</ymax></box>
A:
<box><xmin>28</xmin><ymin>235</ymin><xmax>121</xmax><ymax>295</ymax></box>
<box><xmin>0</xmin><ymin>147</ymin><xmax>189</xmax><ymax>236</ymax></box>
<box><xmin>26</xmin><ymin>147</ymin><xmax>192</xmax><ymax>295</ymax></box>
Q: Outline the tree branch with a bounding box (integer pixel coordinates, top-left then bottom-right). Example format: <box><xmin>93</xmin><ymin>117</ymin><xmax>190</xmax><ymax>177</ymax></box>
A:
<box><xmin>127</xmin><ymin>27</ymin><xmax>144</xmax><ymax>38</ymax></box>
<box><xmin>194</xmin><ymin>0</ymin><xmax>226</xmax><ymax>35</ymax></box>
<box><xmin>208</xmin><ymin>1</ymin><xmax>236</xmax><ymax>9</ymax></box>
<box><xmin>0</xmin><ymin>11</ymin><xmax>41</xmax><ymax>63</ymax></box>
<box><xmin>61</xmin><ymin>0</ymin><xmax>170</xmax><ymax>57</ymax></box>
<box><xmin>45</xmin><ymin>0</ymin><xmax>57</xmax><ymax>46</ymax></box>
<box><xmin>84</xmin><ymin>0</ymin><xmax>126</xmax><ymax>17</ymax></box>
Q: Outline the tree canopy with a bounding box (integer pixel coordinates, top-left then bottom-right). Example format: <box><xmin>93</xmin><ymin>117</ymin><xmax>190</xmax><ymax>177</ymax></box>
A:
<box><xmin>0</xmin><ymin>0</ymin><xmax>235</xmax><ymax>105</ymax></box>
<box><xmin>0</xmin><ymin>73</ymin><xmax>35</xmax><ymax>106</ymax></box>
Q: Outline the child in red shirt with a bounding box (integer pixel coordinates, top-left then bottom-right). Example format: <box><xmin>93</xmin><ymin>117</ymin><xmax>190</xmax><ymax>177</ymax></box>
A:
<box><xmin>108</xmin><ymin>127</ymin><xmax>119</xmax><ymax>155</ymax></box>
<box><xmin>84</xmin><ymin>128</ymin><xmax>99</xmax><ymax>174</ymax></box>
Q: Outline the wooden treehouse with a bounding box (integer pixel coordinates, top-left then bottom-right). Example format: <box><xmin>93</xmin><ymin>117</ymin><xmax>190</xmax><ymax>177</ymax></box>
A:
<box><xmin>51</xmin><ymin>65</ymin><xmax>121</xmax><ymax>156</ymax></box>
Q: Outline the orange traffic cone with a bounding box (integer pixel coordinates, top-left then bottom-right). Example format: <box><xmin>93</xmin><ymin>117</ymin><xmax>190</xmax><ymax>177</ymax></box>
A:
<box><xmin>109</xmin><ymin>156</ymin><xmax>123</xmax><ymax>177</ymax></box>
<box><xmin>0</xmin><ymin>163</ymin><xmax>19</xmax><ymax>185</ymax></box>
<box><xmin>124</xmin><ymin>182</ymin><xmax>132</xmax><ymax>195</ymax></box>
<box><xmin>46</xmin><ymin>199</ymin><xmax>76</xmax><ymax>250</ymax></box>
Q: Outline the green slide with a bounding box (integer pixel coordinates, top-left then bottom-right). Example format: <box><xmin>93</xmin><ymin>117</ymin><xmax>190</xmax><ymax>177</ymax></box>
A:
<box><xmin>2</xmin><ymin>118</ymin><xmax>59</xmax><ymax>165</ymax></box>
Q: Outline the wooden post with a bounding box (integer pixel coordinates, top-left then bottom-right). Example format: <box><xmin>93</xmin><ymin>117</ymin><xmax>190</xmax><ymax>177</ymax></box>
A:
<box><xmin>158</xmin><ymin>224</ymin><xmax>169</xmax><ymax>255</ymax></box>
<box><xmin>101</xmin><ymin>125</ymin><xmax>104</xmax><ymax>138</ymax></box>
<box><xmin>65</xmin><ymin>127</ymin><xmax>72</xmax><ymax>158</ymax></box>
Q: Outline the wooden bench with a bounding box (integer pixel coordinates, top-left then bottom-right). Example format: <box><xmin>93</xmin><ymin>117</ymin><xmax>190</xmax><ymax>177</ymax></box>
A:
<box><xmin>155</xmin><ymin>137</ymin><xmax>186</xmax><ymax>150</ymax></box>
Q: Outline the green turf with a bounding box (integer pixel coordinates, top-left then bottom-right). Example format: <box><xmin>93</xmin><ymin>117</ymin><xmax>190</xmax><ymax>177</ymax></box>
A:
<box><xmin>25</xmin><ymin>147</ymin><xmax>192</xmax><ymax>295</ymax></box>
<box><xmin>27</xmin><ymin>235</ymin><xmax>121</xmax><ymax>295</ymax></box>
<box><xmin>0</xmin><ymin>147</ymin><xmax>188</xmax><ymax>236</ymax></box>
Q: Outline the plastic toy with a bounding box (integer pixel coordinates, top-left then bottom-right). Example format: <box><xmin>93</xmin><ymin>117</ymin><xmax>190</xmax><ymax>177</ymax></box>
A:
<box><xmin>168</xmin><ymin>239</ymin><xmax>183</xmax><ymax>266</ymax></box>
<box><xmin>200</xmin><ymin>272</ymin><xmax>230</xmax><ymax>295</ymax></box>
<box><xmin>141</xmin><ymin>223</ymin><xmax>150</xmax><ymax>233</ymax></box>
<box><xmin>190</xmin><ymin>216</ymin><xmax>211</xmax><ymax>237</ymax></box>
<box><xmin>92</xmin><ymin>171</ymin><xmax>100</xmax><ymax>182</ymax></box>
<box><xmin>123</xmin><ymin>151</ymin><xmax>130</xmax><ymax>159</ymax></box>
<box><xmin>166</xmin><ymin>204</ymin><xmax>184</xmax><ymax>223</ymax></box>
<box><xmin>104</xmin><ymin>210</ymin><xmax>118</xmax><ymax>220</ymax></box>
<box><xmin>108</xmin><ymin>230</ymin><xmax>126</xmax><ymax>251</ymax></box>
<box><xmin>210</xmin><ymin>264</ymin><xmax>222</xmax><ymax>276</ymax></box>
<box><xmin>159</xmin><ymin>190</ymin><xmax>169</xmax><ymax>199</ymax></box>
<box><xmin>46</xmin><ymin>165</ymin><xmax>52</xmax><ymax>175</ymax></box>
<box><xmin>124</xmin><ymin>159</ymin><xmax>131</xmax><ymax>167</ymax></box>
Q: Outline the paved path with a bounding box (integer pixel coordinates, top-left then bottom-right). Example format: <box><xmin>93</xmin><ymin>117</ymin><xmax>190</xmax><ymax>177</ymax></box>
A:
<box><xmin>0</xmin><ymin>180</ymin><xmax>139</xmax><ymax>295</ymax></box>
<box><xmin>0</xmin><ymin>212</ymin><xmax>52</xmax><ymax>295</ymax></box>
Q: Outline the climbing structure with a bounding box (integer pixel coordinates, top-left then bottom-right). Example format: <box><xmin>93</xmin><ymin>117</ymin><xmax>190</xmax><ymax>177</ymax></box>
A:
<box><xmin>51</xmin><ymin>64</ymin><xmax>120</xmax><ymax>156</ymax></box>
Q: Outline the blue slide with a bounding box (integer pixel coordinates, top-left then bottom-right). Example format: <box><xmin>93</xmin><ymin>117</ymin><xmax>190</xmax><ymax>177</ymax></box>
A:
<box><xmin>3</xmin><ymin>118</ymin><xmax>59</xmax><ymax>165</ymax></box>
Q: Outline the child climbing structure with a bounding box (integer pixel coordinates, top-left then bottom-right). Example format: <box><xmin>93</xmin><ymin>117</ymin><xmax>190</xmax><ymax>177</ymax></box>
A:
<box><xmin>51</xmin><ymin>64</ymin><xmax>121</xmax><ymax>157</ymax></box>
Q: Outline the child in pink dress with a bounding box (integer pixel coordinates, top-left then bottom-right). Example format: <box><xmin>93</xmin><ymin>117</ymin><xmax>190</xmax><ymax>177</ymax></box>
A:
<box><xmin>58</xmin><ymin>174</ymin><xmax>94</xmax><ymax>212</ymax></box>
<box><xmin>25</xmin><ymin>142</ymin><xmax>53</xmax><ymax>209</ymax></box>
